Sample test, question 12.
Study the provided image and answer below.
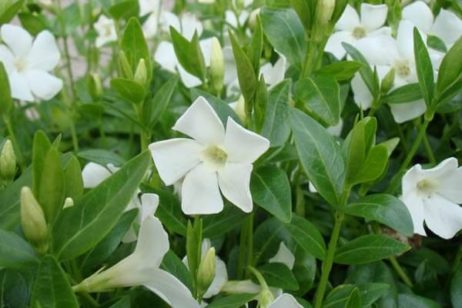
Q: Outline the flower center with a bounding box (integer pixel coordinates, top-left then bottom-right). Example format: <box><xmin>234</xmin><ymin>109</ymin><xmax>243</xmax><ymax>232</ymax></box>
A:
<box><xmin>201</xmin><ymin>145</ymin><xmax>228</xmax><ymax>169</ymax></box>
<box><xmin>352</xmin><ymin>27</ymin><xmax>366</xmax><ymax>39</ymax></box>
<box><xmin>394</xmin><ymin>59</ymin><xmax>411</xmax><ymax>78</ymax></box>
<box><xmin>104</xmin><ymin>24</ymin><xmax>113</xmax><ymax>36</ymax></box>
<box><xmin>14</xmin><ymin>58</ymin><xmax>27</xmax><ymax>72</ymax></box>
<box><xmin>416</xmin><ymin>179</ymin><xmax>438</xmax><ymax>198</ymax></box>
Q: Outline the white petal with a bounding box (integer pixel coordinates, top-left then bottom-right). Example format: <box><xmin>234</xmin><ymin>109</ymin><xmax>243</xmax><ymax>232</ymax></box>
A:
<box><xmin>223</xmin><ymin>46</ymin><xmax>238</xmax><ymax>86</ymax></box>
<box><xmin>173</xmin><ymin>96</ymin><xmax>225</xmax><ymax>145</ymax></box>
<box><xmin>397</xmin><ymin>20</ymin><xmax>419</xmax><ymax>60</ymax></box>
<box><xmin>424</xmin><ymin>194</ymin><xmax>462</xmax><ymax>239</ymax></box>
<box><xmin>325</xmin><ymin>31</ymin><xmax>355</xmax><ymax>59</ymax></box>
<box><xmin>203</xmin><ymin>257</ymin><xmax>228</xmax><ymax>298</ymax></box>
<box><xmin>199</xmin><ymin>38</ymin><xmax>214</xmax><ymax>67</ymax></box>
<box><xmin>335</xmin><ymin>5</ymin><xmax>360</xmax><ymax>31</ymax></box>
<box><xmin>27</xmin><ymin>31</ymin><xmax>60</xmax><ymax>71</ymax></box>
<box><xmin>25</xmin><ymin>70</ymin><xmax>63</xmax><ymax>100</ymax></box>
<box><xmin>389</xmin><ymin>100</ymin><xmax>426</xmax><ymax>123</ymax></box>
<box><xmin>269</xmin><ymin>242</ymin><xmax>295</xmax><ymax>270</ymax></box>
<box><xmin>225</xmin><ymin>10</ymin><xmax>239</xmax><ymax>28</ymax></box>
<box><xmin>9</xmin><ymin>71</ymin><xmax>34</xmax><ymax>101</ymax></box>
<box><xmin>218</xmin><ymin>162</ymin><xmax>253</xmax><ymax>213</ymax></box>
<box><xmin>431</xmin><ymin>9</ymin><xmax>462</xmax><ymax>47</ymax></box>
<box><xmin>351</xmin><ymin>72</ymin><xmax>373</xmax><ymax>110</ymax></box>
<box><xmin>432</xmin><ymin>162</ymin><xmax>462</xmax><ymax>204</ymax></box>
<box><xmin>160</xmin><ymin>12</ymin><xmax>181</xmax><ymax>33</ymax></box>
<box><xmin>181</xmin><ymin>164</ymin><xmax>223</xmax><ymax>215</ymax></box>
<box><xmin>355</xmin><ymin>35</ymin><xmax>398</xmax><ymax>66</ymax></box>
<box><xmin>143</xmin><ymin>269</ymin><xmax>200</xmax><ymax>308</ymax></box>
<box><xmin>140</xmin><ymin>193</ymin><xmax>159</xmax><ymax>220</ymax></box>
<box><xmin>177</xmin><ymin>64</ymin><xmax>203</xmax><ymax>88</ymax></box>
<box><xmin>149</xmin><ymin>138</ymin><xmax>202</xmax><ymax>185</ymax></box>
<box><xmin>154</xmin><ymin>41</ymin><xmax>178</xmax><ymax>72</ymax></box>
<box><xmin>139</xmin><ymin>0</ymin><xmax>159</xmax><ymax>16</ymax></box>
<box><xmin>81</xmin><ymin>162</ymin><xmax>113</xmax><ymax>188</ymax></box>
<box><xmin>224</xmin><ymin>117</ymin><xmax>269</xmax><ymax>163</ymax></box>
<box><xmin>133</xmin><ymin>217</ymin><xmax>169</xmax><ymax>267</ymax></box>
<box><xmin>402</xmin><ymin>2</ymin><xmax>434</xmax><ymax>33</ymax></box>
<box><xmin>0</xmin><ymin>45</ymin><xmax>15</xmax><ymax>72</ymax></box>
<box><xmin>420</xmin><ymin>157</ymin><xmax>458</xmax><ymax>179</ymax></box>
<box><xmin>1</xmin><ymin>25</ymin><xmax>32</xmax><ymax>58</ymax></box>
<box><xmin>360</xmin><ymin>4</ymin><xmax>388</xmax><ymax>31</ymax></box>
<box><xmin>402</xmin><ymin>163</ymin><xmax>423</xmax><ymax>196</ymax></box>
<box><xmin>270</xmin><ymin>293</ymin><xmax>303</xmax><ymax>308</ymax></box>
<box><xmin>180</xmin><ymin>13</ymin><xmax>203</xmax><ymax>40</ymax></box>
<box><xmin>260</xmin><ymin>55</ymin><xmax>287</xmax><ymax>87</ymax></box>
<box><xmin>142</xmin><ymin>14</ymin><xmax>159</xmax><ymax>38</ymax></box>
<box><xmin>401</xmin><ymin>192</ymin><xmax>426</xmax><ymax>236</ymax></box>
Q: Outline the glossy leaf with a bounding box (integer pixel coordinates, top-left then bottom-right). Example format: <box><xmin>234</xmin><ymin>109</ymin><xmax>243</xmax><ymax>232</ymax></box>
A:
<box><xmin>286</xmin><ymin>215</ymin><xmax>326</xmax><ymax>260</ymax></box>
<box><xmin>143</xmin><ymin>77</ymin><xmax>178</xmax><ymax>129</ymax></box>
<box><xmin>121</xmin><ymin>17</ymin><xmax>151</xmax><ymax>78</ymax></box>
<box><xmin>436</xmin><ymin>37</ymin><xmax>462</xmax><ymax>100</ymax></box>
<box><xmin>413</xmin><ymin>29</ymin><xmax>434</xmax><ymax>107</ymax></box>
<box><xmin>384</xmin><ymin>83</ymin><xmax>423</xmax><ymax>104</ymax></box>
<box><xmin>111</xmin><ymin>78</ymin><xmax>146</xmax><ymax>104</ymax></box>
<box><xmin>258</xmin><ymin>262</ymin><xmax>299</xmax><ymax>290</ymax></box>
<box><xmin>0</xmin><ymin>229</ymin><xmax>38</xmax><ymax>269</ymax></box>
<box><xmin>207</xmin><ymin>293</ymin><xmax>257</xmax><ymax>308</ymax></box>
<box><xmin>171</xmin><ymin>27</ymin><xmax>206</xmax><ymax>81</ymax></box>
<box><xmin>316</xmin><ymin>61</ymin><xmax>362</xmax><ymax>81</ymax></box>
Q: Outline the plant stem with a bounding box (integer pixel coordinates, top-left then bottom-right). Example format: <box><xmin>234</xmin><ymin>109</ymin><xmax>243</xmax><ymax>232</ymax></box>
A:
<box><xmin>237</xmin><ymin>212</ymin><xmax>254</xmax><ymax>279</ymax></box>
<box><xmin>389</xmin><ymin>256</ymin><xmax>413</xmax><ymax>287</ymax></box>
<box><xmin>422</xmin><ymin>133</ymin><xmax>436</xmax><ymax>164</ymax></box>
<box><xmin>314</xmin><ymin>211</ymin><xmax>345</xmax><ymax>308</ymax></box>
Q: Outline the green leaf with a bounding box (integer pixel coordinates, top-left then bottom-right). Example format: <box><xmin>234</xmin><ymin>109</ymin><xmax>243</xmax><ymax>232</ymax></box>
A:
<box><xmin>261</xmin><ymin>79</ymin><xmax>291</xmax><ymax>147</ymax></box>
<box><xmin>261</xmin><ymin>7</ymin><xmax>306</xmax><ymax>67</ymax></box>
<box><xmin>31</xmin><ymin>256</ymin><xmax>79</xmax><ymax>308</ymax></box>
<box><xmin>289</xmin><ymin>0</ymin><xmax>313</xmax><ymax>31</ymax></box>
<box><xmin>77</xmin><ymin>149</ymin><xmax>125</xmax><ymax>166</ymax></box>
<box><xmin>324</xmin><ymin>285</ymin><xmax>362</xmax><ymax>308</ymax></box>
<box><xmin>286</xmin><ymin>215</ymin><xmax>326</xmax><ymax>260</ymax></box>
<box><xmin>121</xmin><ymin>17</ymin><xmax>151</xmax><ymax>79</ymax></box>
<box><xmin>32</xmin><ymin>131</ymin><xmax>52</xmax><ymax>197</ymax></box>
<box><xmin>398</xmin><ymin>294</ymin><xmax>440</xmax><ymax>308</ymax></box>
<box><xmin>186</xmin><ymin>218</ymin><xmax>202</xmax><ymax>282</ymax></box>
<box><xmin>229</xmin><ymin>31</ymin><xmax>257</xmax><ymax>103</ymax></box>
<box><xmin>0</xmin><ymin>168</ymin><xmax>31</xmax><ymax>230</ymax></box>
<box><xmin>289</xmin><ymin>108</ymin><xmax>345</xmax><ymax>206</ymax></box>
<box><xmin>294</xmin><ymin>75</ymin><xmax>341</xmax><ymax>126</ymax></box>
<box><xmin>254</xmin><ymin>218</ymin><xmax>291</xmax><ymax>263</ymax></box>
<box><xmin>143</xmin><ymin>77</ymin><xmax>178</xmax><ymax>129</ymax></box>
<box><xmin>111</xmin><ymin>78</ymin><xmax>146</xmax><ymax>104</ymax></box>
<box><xmin>18</xmin><ymin>12</ymin><xmax>47</xmax><ymax>35</ymax></box>
<box><xmin>345</xmin><ymin>194</ymin><xmax>413</xmax><ymax>236</ymax></box>
<box><xmin>343</xmin><ymin>43</ymin><xmax>379</xmax><ymax>97</ymax></box>
<box><xmin>62</xmin><ymin>155</ymin><xmax>84</xmax><ymax>200</ymax></box>
<box><xmin>0</xmin><ymin>229</ymin><xmax>38</xmax><ymax>269</ymax></box>
<box><xmin>251</xmin><ymin>166</ymin><xmax>292</xmax><ymax>223</ymax></box>
<box><xmin>248</xmin><ymin>15</ymin><xmax>263</xmax><ymax>74</ymax></box>
<box><xmin>207</xmin><ymin>293</ymin><xmax>257</xmax><ymax>308</ymax></box>
<box><xmin>161</xmin><ymin>250</ymin><xmax>194</xmax><ymax>292</ymax></box>
<box><xmin>436</xmin><ymin>37</ymin><xmax>462</xmax><ymax>100</ymax></box>
<box><xmin>452</xmin><ymin>265</ymin><xmax>462</xmax><ymax>307</ymax></box>
<box><xmin>413</xmin><ymin>28</ymin><xmax>434</xmax><ymax>107</ymax></box>
<box><xmin>315</xmin><ymin>61</ymin><xmax>362</xmax><ymax>81</ymax></box>
<box><xmin>153</xmin><ymin>188</ymin><xmax>187</xmax><ymax>236</ymax></box>
<box><xmin>351</xmin><ymin>144</ymin><xmax>388</xmax><ymax>185</ymax></box>
<box><xmin>335</xmin><ymin>234</ymin><xmax>410</xmax><ymax>265</ymax></box>
<box><xmin>258</xmin><ymin>262</ymin><xmax>299</xmax><ymax>290</ymax></box>
<box><xmin>0</xmin><ymin>62</ymin><xmax>13</xmax><ymax>114</ymax></box>
<box><xmin>0</xmin><ymin>0</ymin><xmax>24</xmax><ymax>24</ymax></box>
<box><xmin>325</xmin><ymin>283</ymin><xmax>389</xmax><ymax>308</ymax></box>
<box><xmin>53</xmin><ymin>151</ymin><xmax>151</xmax><ymax>260</ymax></box>
<box><xmin>384</xmin><ymin>83</ymin><xmax>423</xmax><ymax>104</ymax></box>
<box><xmin>203</xmin><ymin>206</ymin><xmax>245</xmax><ymax>238</ymax></box>
<box><xmin>108</xmin><ymin>0</ymin><xmax>139</xmax><ymax>20</ymax></box>
<box><xmin>170</xmin><ymin>27</ymin><xmax>206</xmax><ymax>82</ymax></box>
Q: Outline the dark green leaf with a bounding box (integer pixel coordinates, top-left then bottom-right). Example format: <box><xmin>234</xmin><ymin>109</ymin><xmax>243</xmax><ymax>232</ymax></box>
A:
<box><xmin>254</xmin><ymin>218</ymin><xmax>291</xmax><ymax>263</ymax></box>
<box><xmin>32</xmin><ymin>131</ymin><xmax>51</xmax><ymax>197</ymax></box>
<box><xmin>161</xmin><ymin>250</ymin><xmax>194</xmax><ymax>292</ymax></box>
<box><xmin>316</xmin><ymin>61</ymin><xmax>362</xmax><ymax>81</ymax></box>
<box><xmin>207</xmin><ymin>293</ymin><xmax>257</xmax><ymax>308</ymax></box>
<box><xmin>0</xmin><ymin>62</ymin><xmax>13</xmax><ymax>114</ymax></box>
<box><xmin>0</xmin><ymin>229</ymin><xmax>38</xmax><ymax>269</ymax></box>
<box><xmin>111</xmin><ymin>78</ymin><xmax>146</xmax><ymax>104</ymax></box>
<box><xmin>398</xmin><ymin>294</ymin><xmax>440</xmax><ymax>308</ymax></box>
<box><xmin>384</xmin><ymin>83</ymin><xmax>423</xmax><ymax>104</ymax></box>
<box><xmin>452</xmin><ymin>265</ymin><xmax>462</xmax><ymax>307</ymax></box>
<box><xmin>325</xmin><ymin>285</ymin><xmax>362</xmax><ymax>308</ymax></box>
<box><xmin>351</xmin><ymin>144</ymin><xmax>388</xmax><ymax>185</ymax></box>
<box><xmin>108</xmin><ymin>0</ymin><xmax>139</xmax><ymax>20</ymax></box>
<box><xmin>0</xmin><ymin>0</ymin><xmax>24</xmax><ymax>24</ymax></box>
<box><xmin>154</xmin><ymin>188</ymin><xmax>187</xmax><ymax>236</ymax></box>
<box><xmin>436</xmin><ymin>37</ymin><xmax>462</xmax><ymax>101</ymax></box>
<box><xmin>203</xmin><ymin>205</ymin><xmax>245</xmax><ymax>238</ymax></box>
<box><xmin>258</xmin><ymin>262</ymin><xmax>299</xmax><ymax>290</ymax></box>
<box><xmin>121</xmin><ymin>17</ymin><xmax>151</xmax><ymax>79</ymax></box>
<box><xmin>413</xmin><ymin>28</ymin><xmax>434</xmax><ymax>107</ymax></box>
<box><xmin>77</xmin><ymin>149</ymin><xmax>125</xmax><ymax>166</ymax></box>
<box><xmin>0</xmin><ymin>168</ymin><xmax>31</xmax><ymax>230</ymax></box>
<box><xmin>286</xmin><ymin>215</ymin><xmax>326</xmax><ymax>260</ymax></box>
<box><xmin>343</xmin><ymin>43</ymin><xmax>379</xmax><ymax>97</ymax></box>
<box><xmin>171</xmin><ymin>27</ymin><xmax>206</xmax><ymax>81</ymax></box>
<box><xmin>143</xmin><ymin>77</ymin><xmax>178</xmax><ymax>128</ymax></box>
<box><xmin>62</xmin><ymin>155</ymin><xmax>84</xmax><ymax>200</ymax></box>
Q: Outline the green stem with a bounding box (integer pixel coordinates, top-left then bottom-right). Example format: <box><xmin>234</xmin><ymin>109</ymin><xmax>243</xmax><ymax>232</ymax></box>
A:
<box><xmin>237</xmin><ymin>212</ymin><xmax>254</xmax><ymax>279</ymax></box>
<box><xmin>314</xmin><ymin>211</ymin><xmax>345</xmax><ymax>308</ymax></box>
<box><xmin>422</xmin><ymin>133</ymin><xmax>436</xmax><ymax>164</ymax></box>
<box><xmin>389</xmin><ymin>256</ymin><xmax>413</xmax><ymax>287</ymax></box>
<box><xmin>3</xmin><ymin>114</ymin><xmax>25</xmax><ymax>171</ymax></box>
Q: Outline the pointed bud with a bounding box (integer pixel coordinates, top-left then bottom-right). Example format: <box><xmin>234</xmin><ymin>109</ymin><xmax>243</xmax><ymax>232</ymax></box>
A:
<box><xmin>197</xmin><ymin>247</ymin><xmax>216</xmax><ymax>299</ymax></box>
<box><xmin>259</xmin><ymin>288</ymin><xmax>275</xmax><ymax>308</ymax></box>
<box><xmin>316</xmin><ymin>0</ymin><xmax>336</xmax><ymax>25</ymax></box>
<box><xmin>209</xmin><ymin>38</ymin><xmax>224</xmax><ymax>95</ymax></box>
<box><xmin>381</xmin><ymin>68</ymin><xmax>395</xmax><ymax>94</ymax></box>
<box><xmin>0</xmin><ymin>140</ymin><xmax>16</xmax><ymax>182</ymax></box>
<box><xmin>63</xmin><ymin>197</ymin><xmax>74</xmax><ymax>209</ymax></box>
<box><xmin>134</xmin><ymin>59</ymin><xmax>148</xmax><ymax>87</ymax></box>
<box><xmin>20</xmin><ymin>187</ymin><xmax>48</xmax><ymax>254</ymax></box>
<box><xmin>230</xmin><ymin>95</ymin><xmax>246</xmax><ymax>123</ymax></box>
<box><xmin>87</xmin><ymin>73</ymin><xmax>102</xmax><ymax>100</ymax></box>
<box><xmin>118</xmin><ymin>51</ymin><xmax>133</xmax><ymax>79</ymax></box>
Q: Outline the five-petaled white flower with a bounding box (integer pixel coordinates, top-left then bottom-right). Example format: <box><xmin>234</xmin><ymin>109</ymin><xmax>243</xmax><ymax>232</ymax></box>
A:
<box><xmin>401</xmin><ymin>157</ymin><xmax>462</xmax><ymax>239</ymax></box>
<box><xmin>94</xmin><ymin>15</ymin><xmax>117</xmax><ymax>48</ymax></box>
<box><xmin>325</xmin><ymin>3</ymin><xmax>390</xmax><ymax>59</ymax></box>
<box><xmin>73</xmin><ymin>216</ymin><xmax>200</xmax><ymax>308</ymax></box>
<box><xmin>0</xmin><ymin>24</ymin><xmax>62</xmax><ymax>102</ymax></box>
<box><xmin>149</xmin><ymin>96</ymin><xmax>270</xmax><ymax>215</ymax></box>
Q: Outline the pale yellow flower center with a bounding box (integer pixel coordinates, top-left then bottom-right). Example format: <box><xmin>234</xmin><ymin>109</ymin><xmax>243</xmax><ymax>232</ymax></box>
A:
<box><xmin>14</xmin><ymin>58</ymin><xmax>27</xmax><ymax>72</ymax></box>
<box><xmin>416</xmin><ymin>178</ymin><xmax>438</xmax><ymax>198</ymax></box>
<box><xmin>394</xmin><ymin>59</ymin><xmax>411</xmax><ymax>78</ymax></box>
<box><xmin>352</xmin><ymin>27</ymin><xmax>366</xmax><ymax>39</ymax></box>
<box><xmin>201</xmin><ymin>145</ymin><xmax>228</xmax><ymax>169</ymax></box>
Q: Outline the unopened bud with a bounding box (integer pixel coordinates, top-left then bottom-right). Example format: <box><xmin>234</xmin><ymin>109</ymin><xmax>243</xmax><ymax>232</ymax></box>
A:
<box><xmin>197</xmin><ymin>247</ymin><xmax>216</xmax><ymax>298</ymax></box>
<box><xmin>118</xmin><ymin>51</ymin><xmax>133</xmax><ymax>79</ymax></box>
<box><xmin>0</xmin><ymin>140</ymin><xmax>16</xmax><ymax>182</ymax></box>
<box><xmin>381</xmin><ymin>68</ymin><xmax>395</xmax><ymax>94</ymax></box>
<box><xmin>229</xmin><ymin>96</ymin><xmax>246</xmax><ymax>123</ymax></box>
<box><xmin>20</xmin><ymin>187</ymin><xmax>48</xmax><ymax>254</ymax></box>
<box><xmin>134</xmin><ymin>59</ymin><xmax>148</xmax><ymax>87</ymax></box>
<box><xmin>259</xmin><ymin>288</ymin><xmax>275</xmax><ymax>308</ymax></box>
<box><xmin>63</xmin><ymin>197</ymin><xmax>74</xmax><ymax>209</ymax></box>
<box><xmin>248</xmin><ymin>9</ymin><xmax>261</xmax><ymax>30</ymax></box>
<box><xmin>87</xmin><ymin>73</ymin><xmax>102</xmax><ymax>100</ymax></box>
<box><xmin>317</xmin><ymin>0</ymin><xmax>336</xmax><ymax>25</ymax></box>
<box><xmin>209</xmin><ymin>38</ymin><xmax>224</xmax><ymax>95</ymax></box>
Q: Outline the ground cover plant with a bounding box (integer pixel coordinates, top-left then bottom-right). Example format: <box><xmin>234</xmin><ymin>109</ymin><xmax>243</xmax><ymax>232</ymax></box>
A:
<box><xmin>0</xmin><ymin>0</ymin><xmax>462</xmax><ymax>307</ymax></box>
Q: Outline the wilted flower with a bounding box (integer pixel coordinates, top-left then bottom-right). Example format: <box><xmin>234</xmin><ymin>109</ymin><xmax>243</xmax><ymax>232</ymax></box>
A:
<box><xmin>73</xmin><ymin>216</ymin><xmax>199</xmax><ymax>308</ymax></box>
<box><xmin>94</xmin><ymin>15</ymin><xmax>117</xmax><ymax>48</ymax></box>
<box><xmin>401</xmin><ymin>157</ymin><xmax>462</xmax><ymax>239</ymax></box>
<box><xmin>325</xmin><ymin>3</ymin><xmax>390</xmax><ymax>59</ymax></box>
<box><xmin>149</xmin><ymin>96</ymin><xmax>270</xmax><ymax>214</ymax></box>
<box><xmin>0</xmin><ymin>24</ymin><xmax>62</xmax><ymax>102</ymax></box>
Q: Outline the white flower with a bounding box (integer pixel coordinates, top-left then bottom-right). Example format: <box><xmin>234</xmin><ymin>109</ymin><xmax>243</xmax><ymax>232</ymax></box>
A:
<box><xmin>94</xmin><ymin>15</ymin><xmax>117</xmax><ymax>48</ymax></box>
<box><xmin>269</xmin><ymin>242</ymin><xmax>295</xmax><ymax>270</ymax></box>
<box><xmin>325</xmin><ymin>3</ymin><xmax>390</xmax><ymax>59</ymax></box>
<box><xmin>401</xmin><ymin>157</ymin><xmax>462</xmax><ymax>239</ymax></box>
<box><xmin>139</xmin><ymin>0</ymin><xmax>162</xmax><ymax>38</ymax></box>
<box><xmin>269</xmin><ymin>293</ymin><xmax>303</xmax><ymax>308</ymax></box>
<box><xmin>260</xmin><ymin>55</ymin><xmax>287</xmax><ymax>88</ymax></box>
<box><xmin>0</xmin><ymin>25</ymin><xmax>62</xmax><ymax>102</ymax></box>
<box><xmin>73</xmin><ymin>217</ymin><xmax>199</xmax><ymax>308</ymax></box>
<box><xmin>351</xmin><ymin>21</ymin><xmax>440</xmax><ymax>123</ymax></box>
<box><xmin>149</xmin><ymin>96</ymin><xmax>270</xmax><ymax>215</ymax></box>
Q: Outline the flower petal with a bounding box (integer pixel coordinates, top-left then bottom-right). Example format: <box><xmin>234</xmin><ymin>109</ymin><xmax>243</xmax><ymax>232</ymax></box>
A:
<box><xmin>173</xmin><ymin>96</ymin><xmax>225</xmax><ymax>145</ymax></box>
<box><xmin>9</xmin><ymin>71</ymin><xmax>34</xmax><ymax>101</ymax></box>
<box><xmin>260</xmin><ymin>55</ymin><xmax>287</xmax><ymax>87</ymax></box>
<box><xmin>360</xmin><ymin>3</ymin><xmax>388</xmax><ymax>31</ymax></box>
<box><xmin>351</xmin><ymin>72</ymin><xmax>373</xmax><ymax>110</ymax></box>
<box><xmin>269</xmin><ymin>293</ymin><xmax>303</xmax><ymax>308</ymax></box>
<box><xmin>424</xmin><ymin>194</ymin><xmax>462</xmax><ymax>239</ymax></box>
<box><xmin>25</xmin><ymin>70</ymin><xmax>63</xmax><ymax>100</ymax></box>
<box><xmin>181</xmin><ymin>164</ymin><xmax>223</xmax><ymax>215</ymax></box>
<box><xmin>81</xmin><ymin>162</ymin><xmax>113</xmax><ymax>188</ymax></box>
<box><xmin>143</xmin><ymin>269</ymin><xmax>200</xmax><ymax>308</ymax></box>
<box><xmin>402</xmin><ymin>2</ymin><xmax>434</xmax><ymax>33</ymax></box>
<box><xmin>218</xmin><ymin>162</ymin><xmax>253</xmax><ymax>213</ymax></box>
<box><xmin>140</xmin><ymin>193</ymin><xmax>159</xmax><ymax>220</ymax></box>
<box><xmin>397</xmin><ymin>20</ymin><xmax>419</xmax><ymax>60</ymax></box>
<box><xmin>154</xmin><ymin>41</ymin><xmax>178</xmax><ymax>72</ymax></box>
<box><xmin>149</xmin><ymin>138</ymin><xmax>202</xmax><ymax>186</ymax></box>
<box><xmin>335</xmin><ymin>5</ymin><xmax>360</xmax><ymax>31</ymax></box>
<box><xmin>389</xmin><ymin>99</ymin><xmax>426</xmax><ymax>123</ymax></box>
<box><xmin>27</xmin><ymin>30</ymin><xmax>60</xmax><ymax>71</ymax></box>
<box><xmin>177</xmin><ymin>64</ymin><xmax>203</xmax><ymax>88</ymax></box>
<box><xmin>204</xmin><ymin>256</ymin><xmax>228</xmax><ymax>298</ymax></box>
<box><xmin>269</xmin><ymin>242</ymin><xmax>295</xmax><ymax>270</ymax></box>
<box><xmin>355</xmin><ymin>35</ymin><xmax>398</xmax><ymax>66</ymax></box>
<box><xmin>0</xmin><ymin>45</ymin><xmax>15</xmax><ymax>72</ymax></box>
<box><xmin>401</xmin><ymin>191</ymin><xmax>426</xmax><ymax>236</ymax></box>
<box><xmin>325</xmin><ymin>31</ymin><xmax>355</xmax><ymax>59</ymax></box>
<box><xmin>180</xmin><ymin>13</ymin><xmax>203</xmax><ymax>41</ymax></box>
<box><xmin>431</xmin><ymin>9</ymin><xmax>462</xmax><ymax>47</ymax></box>
<box><xmin>133</xmin><ymin>217</ymin><xmax>169</xmax><ymax>267</ymax></box>
<box><xmin>224</xmin><ymin>117</ymin><xmax>269</xmax><ymax>163</ymax></box>
<box><xmin>1</xmin><ymin>25</ymin><xmax>32</xmax><ymax>58</ymax></box>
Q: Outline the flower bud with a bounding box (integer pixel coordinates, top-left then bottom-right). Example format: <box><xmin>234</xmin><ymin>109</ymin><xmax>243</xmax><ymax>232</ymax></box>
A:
<box><xmin>134</xmin><ymin>59</ymin><xmax>148</xmax><ymax>87</ymax></box>
<box><xmin>0</xmin><ymin>140</ymin><xmax>16</xmax><ymax>182</ymax></box>
<box><xmin>316</xmin><ymin>0</ymin><xmax>336</xmax><ymax>25</ymax></box>
<box><xmin>197</xmin><ymin>247</ymin><xmax>216</xmax><ymax>298</ymax></box>
<box><xmin>87</xmin><ymin>73</ymin><xmax>102</xmax><ymax>100</ymax></box>
<box><xmin>20</xmin><ymin>187</ymin><xmax>48</xmax><ymax>254</ymax></box>
<box><xmin>63</xmin><ymin>197</ymin><xmax>74</xmax><ymax>209</ymax></box>
<box><xmin>209</xmin><ymin>38</ymin><xmax>224</xmax><ymax>95</ymax></box>
<box><xmin>248</xmin><ymin>9</ymin><xmax>261</xmax><ymax>30</ymax></box>
<box><xmin>381</xmin><ymin>68</ymin><xmax>395</xmax><ymax>94</ymax></box>
<box><xmin>118</xmin><ymin>51</ymin><xmax>133</xmax><ymax>79</ymax></box>
<box><xmin>259</xmin><ymin>288</ymin><xmax>275</xmax><ymax>308</ymax></box>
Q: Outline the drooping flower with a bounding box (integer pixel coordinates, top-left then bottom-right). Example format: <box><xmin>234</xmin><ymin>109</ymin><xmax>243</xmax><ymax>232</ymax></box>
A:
<box><xmin>401</xmin><ymin>157</ymin><xmax>462</xmax><ymax>239</ymax></box>
<box><xmin>0</xmin><ymin>24</ymin><xmax>62</xmax><ymax>102</ymax></box>
<box><xmin>325</xmin><ymin>3</ymin><xmax>390</xmax><ymax>59</ymax></box>
<box><xmin>94</xmin><ymin>15</ymin><xmax>117</xmax><ymax>48</ymax></box>
<box><xmin>73</xmin><ymin>216</ymin><xmax>199</xmax><ymax>308</ymax></box>
<box><xmin>149</xmin><ymin>96</ymin><xmax>270</xmax><ymax>215</ymax></box>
